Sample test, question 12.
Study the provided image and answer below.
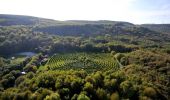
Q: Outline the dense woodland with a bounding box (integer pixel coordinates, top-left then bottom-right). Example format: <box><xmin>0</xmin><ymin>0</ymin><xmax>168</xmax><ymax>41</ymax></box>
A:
<box><xmin>0</xmin><ymin>14</ymin><xmax>170</xmax><ymax>100</ymax></box>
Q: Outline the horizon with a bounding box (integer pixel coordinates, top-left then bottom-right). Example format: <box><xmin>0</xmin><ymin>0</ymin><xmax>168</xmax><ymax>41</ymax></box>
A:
<box><xmin>1</xmin><ymin>13</ymin><xmax>169</xmax><ymax>25</ymax></box>
<box><xmin>0</xmin><ymin>0</ymin><xmax>170</xmax><ymax>24</ymax></box>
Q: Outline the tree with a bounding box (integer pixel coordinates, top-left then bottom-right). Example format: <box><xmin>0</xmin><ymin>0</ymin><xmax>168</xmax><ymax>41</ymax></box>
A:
<box><xmin>120</xmin><ymin>57</ymin><xmax>128</xmax><ymax>66</ymax></box>
<box><xmin>71</xmin><ymin>94</ymin><xmax>78</xmax><ymax>100</ymax></box>
<box><xmin>85</xmin><ymin>76</ymin><xmax>95</xmax><ymax>85</ymax></box>
<box><xmin>143</xmin><ymin>87</ymin><xmax>157</xmax><ymax>98</ymax></box>
<box><xmin>96</xmin><ymin>88</ymin><xmax>107</xmax><ymax>100</ymax></box>
<box><xmin>0</xmin><ymin>57</ymin><xmax>4</xmax><ymax>67</ymax></box>
<box><xmin>70</xmin><ymin>78</ymin><xmax>82</xmax><ymax>92</ymax></box>
<box><xmin>36</xmin><ymin>88</ymin><xmax>53</xmax><ymax>100</ymax></box>
<box><xmin>44</xmin><ymin>92</ymin><xmax>61</xmax><ymax>100</ymax></box>
<box><xmin>93</xmin><ymin>71</ymin><xmax>104</xmax><ymax>87</ymax></box>
<box><xmin>114</xmin><ymin>53</ymin><xmax>124</xmax><ymax>61</ymax></box>
<box><xmin>104</xmin><ymin>79</ymin><xmax>117</xmax><ymax>91</ymax></box>
<box><xmin>15</xmin><ymin>76</ymin><xmax>26</xmax><ymax>86</ymax></box>
<box><xmin>83</xmin><ymin>82</ymin><xmax>94</xmax><ymax>93</ymax></box>
<box><xmin>23</xmin><ymin>64</ymin><xmax>37</xmax><ymax>73</ymax></box>
<box><xmin>77</xmin><ymin>93</ymin><xmax>90</xmax><ymax>100</ymax></box>
<box><xmin>13</xmin><ymin>90</ymin><xmax>32</xmax><ymax>100</ymax></box>
<box><xmin>120</xmin><ymin>80</ymin><xmax>137</xmax><ymax>98</ymax></box>
<box><xmin>110</xmin><ymin>92</ymin><xmax>119</xmax><ymax>100</ymax></box>
<box><xmin>111</xmin><ymin>51</ymin><xmax>116</xmax><ymax>56</ymax></box>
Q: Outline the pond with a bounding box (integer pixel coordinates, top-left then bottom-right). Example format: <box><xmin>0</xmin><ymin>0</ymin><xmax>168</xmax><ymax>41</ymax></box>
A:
<box><xmin>15</xmin><ymin>52</ymin><xmax>36</xmax><ymax>57</ymax></box>
<box><xmin>8</xmin><ymin>52</ymin><xmax>37</xmax><ymax>59</ymax></box>
<box><xmin>7</xmin><ymin>52</ymin><xmax>37</xmax><ymax>64</ymax></box>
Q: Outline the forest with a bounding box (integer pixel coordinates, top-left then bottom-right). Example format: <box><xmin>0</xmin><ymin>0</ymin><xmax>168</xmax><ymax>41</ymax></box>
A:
<box><xmin>0</xmin><ymin>14</ymin><xmax>170</xmax><ymax>100</ymax></box>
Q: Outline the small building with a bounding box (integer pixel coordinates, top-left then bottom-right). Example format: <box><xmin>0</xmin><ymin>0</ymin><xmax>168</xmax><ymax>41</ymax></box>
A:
<box><xmin>21</xmin><ymin>71</ymin><xmax>26</xmax><ymax>75</ymax></box>
<box><xmin>11</xmin><ymin>57</ymin><xmax>15</xmax><ymax>60</ymax></box>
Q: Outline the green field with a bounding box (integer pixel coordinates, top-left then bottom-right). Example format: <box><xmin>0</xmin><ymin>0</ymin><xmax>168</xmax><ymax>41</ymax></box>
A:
<box><xmin>44</xmin><ymin>53</ymin><xmax>120</xmax><ymax>72</ymax></box>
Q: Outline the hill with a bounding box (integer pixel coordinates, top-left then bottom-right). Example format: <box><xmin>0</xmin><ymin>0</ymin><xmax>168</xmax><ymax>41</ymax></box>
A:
<box><xmin>141</xmin><ymin>24</ymin><xmax>170</xmax><ymax>34</ymax></box>
<box><xmin>0</xmin><ymin>14</ymin><xmax>133</xmax><ymax>26</ymax></box>
<box><xmin>0</xmin><ymin>14</ymin><xmax>40</xmax><ymax>26</ymax></box>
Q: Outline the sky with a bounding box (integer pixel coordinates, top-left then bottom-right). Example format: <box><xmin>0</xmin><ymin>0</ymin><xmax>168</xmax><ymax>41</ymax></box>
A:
<box><xmin>0</xmin><ymin>0</ymin><xmax>170</xmax><ymax>24</ymax></box>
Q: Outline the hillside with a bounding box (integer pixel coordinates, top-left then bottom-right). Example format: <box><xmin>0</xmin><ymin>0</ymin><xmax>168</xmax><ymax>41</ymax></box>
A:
<box><xmin>0</xmin><ymin>14</ymin><xmax>170</xmax><ymax>100</ymax></box>
<box><xmin>141</xmin><ymin>24</ymin><xmax>170</xmax><ymax>34</ymax></box>
<box><xmin>0</xmin><ymin>14</ymin><xmax>41</xmax><ymax>26</ymax></box>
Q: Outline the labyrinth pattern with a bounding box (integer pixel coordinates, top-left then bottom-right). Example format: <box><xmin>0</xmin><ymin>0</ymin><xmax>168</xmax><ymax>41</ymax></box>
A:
<box><xmin>45</xmin><ymin>53</ymin><xmax>120</xmax><ymax>72</ymax></box>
